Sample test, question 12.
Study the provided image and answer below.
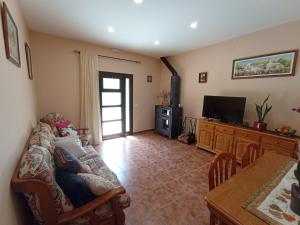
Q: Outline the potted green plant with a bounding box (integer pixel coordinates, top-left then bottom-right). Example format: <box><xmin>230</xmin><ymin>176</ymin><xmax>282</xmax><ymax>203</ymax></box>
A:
<box><xmin>254</xmin><ymin>95</ymin><xmax>272</xmax><ymax>131</ymax></box>
<box><xmin>291</xmin><ymin>163</ymin><xmax>300</xmax><ymax>215</ymax></box>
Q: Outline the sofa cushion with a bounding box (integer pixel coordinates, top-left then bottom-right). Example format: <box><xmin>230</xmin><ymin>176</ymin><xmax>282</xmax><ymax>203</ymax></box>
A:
<box><xmin>55</xmin><ymin>169</ymin><xmax>97</xmax><ymax>208</ymax></box>
<box><xmin>55</xmin><ymin>136</ymin><xmax>82</xmax><ymax>146</ymax></box>
<box><xmin>79</xmin><ymin>149</ymin><xmax>131</xmax><ymax>209</ymax></box>
<box><xmin>19</xmin><ymin>145</ymin><xmax>73</xmax><ymax>224</ymax></box>
<box><xmin>55</xmin><ymin>139</ymin><xmax>87</xmax><ymax>158</ymax></box>
<box><xmin>56</xmin><ymin>120</ymin><xmax>72</xmax><ymax>129</ymax></box>
<box><xmin>29</xmin><ymin>131</ymin><xmax>56</xmax><ymax>154</ymax></box>
<box><xmin>40</xmin><ymin>112</ymin><xmax>65</xmax><ymax>136</ymax></box>
<box><xmin>32</xmin><ymin>122</ymin><xmax>54</xmax><ymax>137</ymax></box>
<box><xmin>54</xmin><ymin>147</ymin><xmax>82</xmax><ymax>173</ymax></box>
<box><xmin>78</xmin><ymin>173</ymin><xmax>120</xmax><ymax>196</ymax></box>
<box><xmin>59</xmin><ymin>127</ymin><xmax>78</xmax><ymax>137</ymax></box>
<box><xmin>56</xmin><ymin>120</ymin><xmax>78</xmax><ymax>137</ymax></box>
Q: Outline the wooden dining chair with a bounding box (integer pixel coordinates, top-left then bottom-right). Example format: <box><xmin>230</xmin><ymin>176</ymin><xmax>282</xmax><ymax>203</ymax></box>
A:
<box><xmin>208</xmin><ymin>152</ymin><xmax>237</xmax><ymax>191</ymax></box>
<box><xmin>208</xmin><ymin>153</ymin><xmax>237</xmax><ymax>225</ymax></box>
<box><xmin>241</xmin><ymin>143</ymin><xmax>261</xmax><ymax>169</ymax></box>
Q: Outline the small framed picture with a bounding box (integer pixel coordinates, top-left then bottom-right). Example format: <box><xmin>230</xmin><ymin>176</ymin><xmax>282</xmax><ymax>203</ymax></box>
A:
<box><xmin>199</xmin><ymin>72</ymin><xmax>207</xmax><ymax>83</ymax></box>
<box><xmin>25</xmin><ymin>43</ymin><xmax>33</xmax><ymax>80</ymax></box>
<box><xmin>147</xmin><ymin>75</ymin><xmax>152</xmax><ymax>83</ymax></box>
<box><xmin>1</xmin><ymin>2</ymin><xmax>21</xmax><ymax>67</ymax></box>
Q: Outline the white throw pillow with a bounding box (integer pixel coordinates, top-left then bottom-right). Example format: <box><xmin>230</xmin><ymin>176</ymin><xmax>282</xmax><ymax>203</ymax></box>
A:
<box><xmin>55</xmin><ymin>136</ymin><xmax>82</xmax><ymax>146</ymax></box>
<box><xmin>54</xmin><ymin>139</ymin><xmax>86</xmax><ymax>158</ymax></box>
<box><xmin>78</xmin><ymin>173</ymin><xmax>120</xmax><ymax>196</ymax></box>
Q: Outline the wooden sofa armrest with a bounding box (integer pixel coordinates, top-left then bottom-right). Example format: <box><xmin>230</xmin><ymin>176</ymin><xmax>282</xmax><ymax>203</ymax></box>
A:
<box><xmin>11</xmin><ymin>136</ymin><xmax>59</xmax><ymax>225</ymax></box>
<box><xmin>12</xmin><ymin>178</ymin><xmax>59</xmax><ymax>225</ymax></box>
<box><xmin>76</xmin><ymin>128</ymin><xmax>89</xmax><ymax>135</ymax></box>
<box><xmin>58</xmin><ymin>187</ymin><xmax>126</xmax><ymax>224</ymax></box>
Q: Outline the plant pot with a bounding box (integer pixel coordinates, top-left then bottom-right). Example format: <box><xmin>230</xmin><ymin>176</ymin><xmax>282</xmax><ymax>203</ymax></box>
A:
<box><xmin>291</xmin><ymin>183</ymin><xmax>300</xmax><ymax>215</ymax></box>
<box><xmin>253</xmin><ymin>122</ymin><xmax>267</xmax><ymax>131</ymax></box>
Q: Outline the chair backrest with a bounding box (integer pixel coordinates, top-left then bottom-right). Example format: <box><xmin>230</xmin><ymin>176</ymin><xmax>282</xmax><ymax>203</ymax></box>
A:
<box><xmin>208</xmin><ymin>153</ymin><xmax>237</xmax><ymax>191</ymax></box>
<box><xmin>241</xmin><ymin>143</ymin><xmax>261</xmax><ymax>168</ymax></box>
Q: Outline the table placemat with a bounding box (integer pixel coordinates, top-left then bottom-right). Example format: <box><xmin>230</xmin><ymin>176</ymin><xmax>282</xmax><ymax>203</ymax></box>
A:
<box><xmin>243</xmin><ymin>161</ymin><xmax>300</xmax><ymax>225</ymax></box>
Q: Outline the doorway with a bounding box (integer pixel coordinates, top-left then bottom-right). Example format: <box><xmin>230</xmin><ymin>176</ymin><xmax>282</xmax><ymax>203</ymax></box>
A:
<box><xmin>99</xmin><ymin>72</ymin><xmax>133</xmax><ymax>140</ymax></box>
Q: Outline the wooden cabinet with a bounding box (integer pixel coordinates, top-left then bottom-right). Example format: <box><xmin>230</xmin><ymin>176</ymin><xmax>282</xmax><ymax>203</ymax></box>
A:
<box><xmin>233</xmin><ymin>129</ymin><xmax>261</xmax><ymax>161</ymax></box>
<box><xmin>233</xmin><ymin>137</ymin><xmax>259</xmax><ymax>162</ymax></box>
<box><xmin>197</xmin><ymin>121</ymin><xmax>214</xmax><ymax>151</ymax></box>
<box><xmin>198</xmin><ymin>129</ymin><xmax>214</xmax><ymax>151</ymax></box>
<box><xmin>213</xmin><ymin>131</ymin><xmax>234</xmax><ymax>154</ymax></box>
<box><xmin>197</xmin><ymin>119</ymin><xmax>299</xmax><ymax>163</ymax></box>
<box><xmin>213</xmin><ymin>125</ymin><xmax>234</xmax><ymax>154</ymax></box>
<box><xmin>261</xmin><ymin>136</ymin><xmax>297</xmax><ymax>158</ymax></box>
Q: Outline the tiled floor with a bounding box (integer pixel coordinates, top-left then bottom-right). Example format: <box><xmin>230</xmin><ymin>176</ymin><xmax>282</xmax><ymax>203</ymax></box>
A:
<box><xmin>97</xmin><ymin>132</ymin><xmax>214</xmax><ymax>225</ymax></box>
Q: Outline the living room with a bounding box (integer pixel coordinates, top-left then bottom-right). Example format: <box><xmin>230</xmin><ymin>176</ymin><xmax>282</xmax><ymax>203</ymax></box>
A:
<box><xmin>1</xmin><ymin>0</ymin><xmax>300</xmax><ymax>225</ymax></box>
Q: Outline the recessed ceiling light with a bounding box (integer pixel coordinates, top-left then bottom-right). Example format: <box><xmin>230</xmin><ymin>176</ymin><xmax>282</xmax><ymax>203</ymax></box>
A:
<box><xmin>134</xmin><ymin>0</ymin><xmax>143</xmax><ymax>4</ymax></box>
<box><xmin>108</xmin><ymin>26</ymin><xmax>115</xmax><ymax>33</ymax></box>
<box><xmin>190</xmin><ymin>21</ymin><xmax>198</xmax><ymax>29</ymax></box>
<box><xmin>154</xmin><ymin>40</ymin><xmax>160</xmax><ymax>45</ymax></box>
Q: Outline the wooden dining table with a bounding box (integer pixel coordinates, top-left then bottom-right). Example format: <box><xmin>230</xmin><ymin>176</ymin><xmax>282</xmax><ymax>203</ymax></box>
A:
<box><xmin>206</xmin><ymin>152</ymin><xmax>297</xmax><ymax>225</ymax></box>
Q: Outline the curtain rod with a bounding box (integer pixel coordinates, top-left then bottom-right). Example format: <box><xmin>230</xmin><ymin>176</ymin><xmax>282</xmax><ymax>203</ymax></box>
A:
<box><xmin>73</xmin><ymin>50</ymin><xmax>141</xmax><ymax>64</ymax></box>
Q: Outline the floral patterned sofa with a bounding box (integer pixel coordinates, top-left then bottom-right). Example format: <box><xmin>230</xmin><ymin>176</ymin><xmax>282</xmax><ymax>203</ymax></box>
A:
<box><xmin>11</xmin><ymin>121</ymin><xmax>130</xmax><ymax>225</ymax></box>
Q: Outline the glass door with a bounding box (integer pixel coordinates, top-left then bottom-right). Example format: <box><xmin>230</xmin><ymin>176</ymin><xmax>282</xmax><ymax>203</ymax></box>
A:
<box><xmin>99</xmin><ymin>72</ymin><xmax>133</xmax><ymax>140</ymax></box>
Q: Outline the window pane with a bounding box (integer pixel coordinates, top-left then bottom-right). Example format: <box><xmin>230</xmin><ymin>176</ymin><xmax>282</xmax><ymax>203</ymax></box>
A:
<box><xmin>103</xmin><ymin>78</ymin><xmax>120</xmax><ymax>89</ymax></box>
<box><xmin>102</xmin><ymin>92</ymin><xmax>121</xmax><ymax>106</ymax></box>
<box><xmin>102</xmin><ymin>121</ymin><xmax>122</xmax><ymax>136</ymax></box>
<box><xmin>102</xmin><ymin>107</ymin><xmax>122</xmax><ymax>121</ymax></box>
<box><xmin>126</xmin><ymin>78</ymin><xmax>130</xmax><ymax>132</ymax></box>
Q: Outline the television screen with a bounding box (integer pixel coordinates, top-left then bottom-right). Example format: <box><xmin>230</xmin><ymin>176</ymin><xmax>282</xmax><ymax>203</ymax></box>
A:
<box><xmin>202</xmin><ymin>95</ymin><xmax>246</xmax><ymax>124</ymax></box>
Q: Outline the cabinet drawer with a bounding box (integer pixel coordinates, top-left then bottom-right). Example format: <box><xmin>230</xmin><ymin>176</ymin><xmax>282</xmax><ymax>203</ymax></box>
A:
<box><xmin>199</xmin><ymin>122</ymin><xmax>214</xmax><ymax>131</ymax></box>
<box><xmin>276</xmin><ymin>148</ymin><xmax>294</xmax><ymax>157</ymax></box>
<box><xmin>215</xmin><ymin>125</ymin><xmax>234</xmax><ymax>135</ymax></box>
<box><xmin>235</xmin><ymin>130</ymin><xmax>260</xmax><ymax>142</ymax></box>
<box><xmin>261</xmin><ymin>143</ymin><xmax>294</xmax><ymax>157</ymax></box>
<box><xmin>261</xmin><ymin>136</ymin><xmax>296</xmax><ymax>150</ymax></box>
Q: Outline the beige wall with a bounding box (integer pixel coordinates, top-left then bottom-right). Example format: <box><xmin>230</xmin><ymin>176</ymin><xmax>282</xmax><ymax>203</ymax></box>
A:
<box><xmin>30</xmin><ymin>31</ymin><xmax>161</xmax><ymax>133</ymax></box>
<box><xmin>0</xmin><ymin>0</ymin><xmax>37</xmax><ymax>224</ymax></box>
<box><xmin>161</xmin><ymin>20</ymin><xmax>300</xmax><ymax>131</ymax></box>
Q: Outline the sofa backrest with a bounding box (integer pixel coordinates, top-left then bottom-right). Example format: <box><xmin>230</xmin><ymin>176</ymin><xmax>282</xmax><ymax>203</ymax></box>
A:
<box><xmin>40</xmin><ymin>113</ymin><xmax>64</xmax><ymax>137</ymax></box>
<box><xmin>18</xmin><ymin>122</ymin><xmax>74</xmax><ymax>225</ymax></box>
<box><xmin>29</xmin><ymin>122</ymin><xmax>56</xmax><ymax>153</ymax></box>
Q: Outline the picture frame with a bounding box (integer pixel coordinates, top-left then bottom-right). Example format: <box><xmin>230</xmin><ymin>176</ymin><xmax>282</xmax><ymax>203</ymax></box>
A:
<box><xmin>25</xmin><ymin>42</ymin><xmax>33</xmax><ymax>80</ymax></box>
<box><xmin>147</xmin><ymin>75</ymin><xmax>152</xmax><ymax>83</ymax></box>
<box><xmin>199</xmin><ymin>72</ymin><xmax>207</xmax><ymax>83</ymax></box>
<box><xmin>1</xmin><ymin>2</ymin><xmax>20</xmax><ymax>67</ymax></box>
<box><xmin>232</xmin><ymin>50</ymin><xmax>298</xmax><ymax>80</ymax></box>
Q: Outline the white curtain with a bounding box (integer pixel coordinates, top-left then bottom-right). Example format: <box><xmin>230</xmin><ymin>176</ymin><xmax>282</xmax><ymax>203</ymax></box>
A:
<box><xmin>79</xmin><ymin>52</ymin><xmax>101</xmax><ymax>145</ymax></box>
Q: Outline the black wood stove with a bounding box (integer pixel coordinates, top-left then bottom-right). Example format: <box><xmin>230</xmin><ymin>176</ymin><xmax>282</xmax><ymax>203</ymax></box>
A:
<box><xmin>155</xmin><ymin>57</ymin><xmax>182</xmax><ymax>138</ymax></box>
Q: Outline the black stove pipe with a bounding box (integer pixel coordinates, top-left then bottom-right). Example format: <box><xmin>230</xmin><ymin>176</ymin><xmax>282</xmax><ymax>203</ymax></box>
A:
<box><xmin>160</xmin><ymin>57</ymin><xmax>180</xmax><ymax>107</ymax></box>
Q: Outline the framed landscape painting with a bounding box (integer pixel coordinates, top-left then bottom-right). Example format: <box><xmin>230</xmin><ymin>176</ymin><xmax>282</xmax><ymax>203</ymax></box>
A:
<box><xmin>1</xmin><ymin>2</ymin><xmax>21</xmax><ymax>67</ymax></box>
<box><xmin>232</xmin><ymin>50</ymin><xmax>298</xmax><ymax>79</ymax></box>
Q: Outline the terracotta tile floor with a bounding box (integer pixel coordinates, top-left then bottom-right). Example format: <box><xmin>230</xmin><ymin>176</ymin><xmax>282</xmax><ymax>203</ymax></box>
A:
<box><xmin>97</xmin><ymin>132</ymin><xmax>214</xmax><ymax>225</ymax></box>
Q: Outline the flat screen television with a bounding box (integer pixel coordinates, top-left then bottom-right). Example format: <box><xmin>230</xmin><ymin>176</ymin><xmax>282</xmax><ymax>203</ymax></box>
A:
<box><xmin>202</xmin><ymin>95</ymin><xmax>246</xmax><ymax>124</ymax></box>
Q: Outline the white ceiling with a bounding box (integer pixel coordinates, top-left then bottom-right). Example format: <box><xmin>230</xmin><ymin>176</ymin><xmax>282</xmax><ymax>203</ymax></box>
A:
<box><xmin>19</xmin><ymin>0</ymin><xmax>300</xmax><ymax>57</ymax></box>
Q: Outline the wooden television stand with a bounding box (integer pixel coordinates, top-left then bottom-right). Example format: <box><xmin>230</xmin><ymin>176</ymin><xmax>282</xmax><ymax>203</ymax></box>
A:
<box><xmin>196</xmin><ymin>118</ymin><xmax>299</xmax><ymax>162</ymax></box>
